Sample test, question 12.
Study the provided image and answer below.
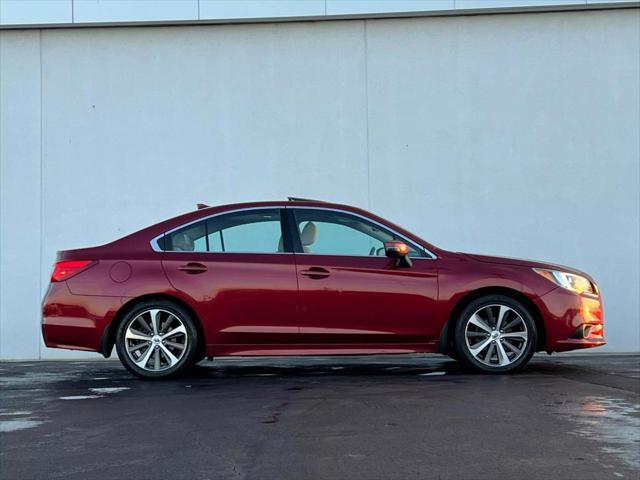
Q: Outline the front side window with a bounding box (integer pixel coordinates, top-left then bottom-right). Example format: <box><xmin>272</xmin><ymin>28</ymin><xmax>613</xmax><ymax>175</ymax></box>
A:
<box><xmin>292</xmin><ymin>209</ymin><xmax>424</xmax><ymax>257</ymax></box>
<box><xmin>162</xmin><ymin>209</ymin><xmax>285</xmax><ymax>253</ymax></box>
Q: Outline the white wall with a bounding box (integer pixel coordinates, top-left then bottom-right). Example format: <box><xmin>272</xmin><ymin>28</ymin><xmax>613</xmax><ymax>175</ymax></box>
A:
<box><xmin>0</xmin><ymin>9</ymin><xmax>638</xmax><ymax>358</ymax></box>
<box><xmin>1</xmin><ymin>0</ymin><xmax>638</xmax><ymax>27</ymax></box>
<box><xmin>0</xmin><ymin>30</ymin><xmax>41</xmax><ymax>359</ymax></box>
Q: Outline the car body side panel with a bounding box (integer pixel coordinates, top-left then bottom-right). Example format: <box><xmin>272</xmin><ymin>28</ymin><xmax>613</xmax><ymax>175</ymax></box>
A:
<box><xmin>162</xmin><ymin>252</ymin><xmax>300</xmax><ymax>346</ymax></box>
<box><xmin>435</xmin><ymin>253</ymin><xmax>604</xmax><ymax>353</ymax></box>
<box><xmin>532</xmin><ymin>287</ymin><xmax>605</xmax><ymax>352</ymax></box>
<box><xmin>434</xmin><ymin>254</ymin><xmax>526</xmax><ymax>330</ymax></box>
<box><xmin>65</xmin><ymin>258</ymin><xmax>171</xmax><ymax>298</ymax></box>
<box><xmin>208</xmin><ymin>343</ymin><xmax>434</xmax><ymax>356</ymax></box>
<box><xmin>295</xmin><ymin>255</ymin><xmax>438</xmax><ymax>344</ymax></box>
<box><xmin>41</xmin><ymin>281</ymin><xmax>122</xmax><ymax>352</ymax></box>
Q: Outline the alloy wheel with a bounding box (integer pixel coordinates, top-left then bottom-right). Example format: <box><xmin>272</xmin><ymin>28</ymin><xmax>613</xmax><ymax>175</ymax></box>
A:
<box><xmin>464</xmin><ymin>304</ymin><xmax>528</xmax><ymax>368</ymax></box>
<box><xmin>124</xmin><ymin>308</ymin><xmax>189</xmax><ymax>372</ymax></box>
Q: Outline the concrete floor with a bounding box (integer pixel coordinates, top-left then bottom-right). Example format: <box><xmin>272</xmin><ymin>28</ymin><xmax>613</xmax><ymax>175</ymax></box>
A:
<box><xmin>1</xmin><ymin>354</ymin><xmax>638</xmax><ymax>480</ymax></box>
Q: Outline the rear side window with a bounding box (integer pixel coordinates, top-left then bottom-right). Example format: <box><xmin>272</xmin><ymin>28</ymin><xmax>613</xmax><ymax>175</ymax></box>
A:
<box><xmin>162</xmin><ymin>209</ymin><xmax>285</xmax><ymax>254</ymax></box>
<box><xmin>164</xmin><ymin>221</ymin><xmax>208</xmax><ymax>252</ymax></box>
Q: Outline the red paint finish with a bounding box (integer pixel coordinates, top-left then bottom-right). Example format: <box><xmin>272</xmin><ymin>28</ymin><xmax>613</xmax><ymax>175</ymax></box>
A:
<box><xmin>295</xmin><ymin>255</ymin><xmax>437</xmax><ymax>345</ymax></box>
<box><xmin>42</xmin><ymin>282</ymin><xmax>121</xmax><ymax>352</ymax></box>
<box><xmin>162</xmin><ymin>252</ymin><xmax>299</xmax><ymax>345</ymax></box>
<box><xmin>41</xmin><ymin>200</ymin><xmax>605</xmax><ymax>358</ymax></box>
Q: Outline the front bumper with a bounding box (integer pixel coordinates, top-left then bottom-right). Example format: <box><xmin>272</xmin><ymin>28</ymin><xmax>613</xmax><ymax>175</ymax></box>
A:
<box><xmin>41</xmin><ymin>282</ymin><xmax>123</xmax><ymax>353</ymax></box>
<box><xmin>536</xmin><ymin>287</ymin><xmax>605</xmax><ymax>353</ymax></box>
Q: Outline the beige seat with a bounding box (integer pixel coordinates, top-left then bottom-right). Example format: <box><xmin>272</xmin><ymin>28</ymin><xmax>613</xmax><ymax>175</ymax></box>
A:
<box><xmin>276</xmin><ymin>221</ymin><xmax>317</xmax><ymax>253</ymax></box>
<box><xmin>300</xmin><ymin>221</ymin><xmax>317</xmax><ymax>253</ymax></box>
<box><xmin>172</xmin><ymin>233</ymin><xmax>194</xmax><ymax>251</ymax></box>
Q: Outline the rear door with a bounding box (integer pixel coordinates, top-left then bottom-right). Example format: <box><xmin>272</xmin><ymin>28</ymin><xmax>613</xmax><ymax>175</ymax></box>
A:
<box><xmin>290</xmin><ymin>207</ymin><xmax>438</xmax><ymax>347</ymax></box>
<box><xmin>161</xmin><ymin>208</ymin><xmax>299</xmax><ymax>347</ymax></box>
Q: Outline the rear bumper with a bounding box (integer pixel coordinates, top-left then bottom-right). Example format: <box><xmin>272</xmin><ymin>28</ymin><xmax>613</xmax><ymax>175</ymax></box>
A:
<box><xmin>41</xmin><ymin>282</ymin><xmax>123</xmax><ymax>353</ymax></box>
<box><xmin>554</xmin><ymin>338</ymin><xmax>606</xmax><ymax>352</ymax></box>
<box><xmin>536</xmin><ymin>287</ymin><xmax>605</xmax><ymax>353</ymax></box>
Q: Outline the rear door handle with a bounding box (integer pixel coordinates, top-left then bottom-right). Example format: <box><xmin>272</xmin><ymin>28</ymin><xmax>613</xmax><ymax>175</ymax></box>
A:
<box><xmin>178</xmin><ymin>262</ymin><xmax>208</xmax><ymax>274</ymax></box>
<box><xmin>300</xmin><ymin>267</ymin><xmax>331</xmax><ymax>279</ymax></box>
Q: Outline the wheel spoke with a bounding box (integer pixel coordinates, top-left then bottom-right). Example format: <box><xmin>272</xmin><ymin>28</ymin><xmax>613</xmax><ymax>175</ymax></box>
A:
<box><xmin>160</xmin><ymin>345</ymin><xmax>179</xmax><ymax>367</ymax></box>
<box><xmin>128</xmin><ymin>342</ymin><xmax>148</xmax><ymax>353</ymax></box>
<box><xmin>467</xmin><ymin>331</ymin><xmax>488</xmax><ymax>338</ymax></box>
<box><xmin>495</xmin><ymin>306</ymin><xmax>509</xmax><ymax>331</ymax></box>
<box><xmin>503</xmin><ymin>339</ymin><xmax>521</xmax><ymax>356</ymax></box>
<box><xmin>135</xmin><ymin>345</ymin><xmax>154</xmax><ymax>368</ymax></box>
<box><xmin>126</xmin><ymin>329</ymin><xmax>151</xmax><ymax>342</ymax></box>
<box><xmin>153</xmin><ymin>348</ymin><xmax>161</xmax><ymax>370</ymax></box>
<box><xmin>469</xmin><ymin>337</ymin><xmax>492</xmax><ymax>357</ymax></box>
<box><xmin>164</xmin><ymin>340</ymin><xmax>185</xmax><ymax>350</ymax></box>
<box><xmin>496</xmin><ymin>341</ymin><xmax>511</xmax><ymax>366</ymax></box>
<box><xmin>484</xmin><ymin>342</ymin><xmax>495</xmax><ymax>363</ymax></box>
<box><xmin>148</xmin><ymin>309</ymin><xmax>160</xmax><ymax>335</ymax></box>
<box><xmin>162</xmin><ymin>324</ymin><xmax>186</xmax><ymax>340</ymax></box>
<box><xmin>502</xmin><ymin>331</ymin><xmax>528</xmax><ymax>341</ymax></box>
<box><xmin>485</xmin><ymin>307</ymin><xmax>496</xmax><ymax>327</ymax></box>
<box><xmin>160</xmin><ymin>314</ymin><xmax>176</xmax><ymax>334</ymax></box>
<box><xmin>502</xmin><ymin>317</ymin><xmax>521</xmax><ymax>332</ymax></box>
<box><xmin>133</xmin><ymin>316</ymin><xmax>152</xmax><ymax>334</ymax></box>
<box><xmin>469</xmin><ymin>314</ymin><xmax>492</xmax><ymax>334</ymax></box>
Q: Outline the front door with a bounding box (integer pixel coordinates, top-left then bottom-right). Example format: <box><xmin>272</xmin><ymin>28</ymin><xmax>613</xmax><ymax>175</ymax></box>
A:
<box><xmin>290</xmin><ymin>208</ymin><xmax>438</xmax><ymax>349</ymax></box>
<box><xmin>162</xmin><ymin>208</ymin><xmax>299</xmax><ymax>348</ymax></box>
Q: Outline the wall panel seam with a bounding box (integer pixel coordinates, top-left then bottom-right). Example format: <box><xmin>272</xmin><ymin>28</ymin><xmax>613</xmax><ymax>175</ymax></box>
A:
<box><xmin>364</xmin><ymin>20</ymin><xmax>371</xmax><ymax>209</ymax></box>
<box><xmin>38</xmin><ymin>29</ymin><xmax>43</xmax><ymax>360</ymax></box>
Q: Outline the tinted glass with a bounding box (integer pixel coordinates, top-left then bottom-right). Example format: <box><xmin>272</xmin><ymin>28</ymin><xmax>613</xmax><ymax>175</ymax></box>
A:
<box><xmin>164</xmin><ymin>209</ymin><xmax>284</xmax><ymax>253</ymax></box>
<box><xmin>165</xmin><ymin>221</ymin><xmax>208</xmax><ymax>252</ymax></box>
<box><xmin>206</xmin><ymin>209</ymin><xmax>283</xmax><ymax>253</ymax></box>
<box><xmin>292</xmin><ymin>209</ymin><xmax>423</xmax><ymax>257</ymax></box>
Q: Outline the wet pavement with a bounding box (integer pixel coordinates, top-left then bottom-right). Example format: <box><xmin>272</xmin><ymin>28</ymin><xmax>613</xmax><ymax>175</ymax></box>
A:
<box><xmin>1</xmin><ymin>354</ymin><xmax>639</xmax><ymax>480</ymax></box>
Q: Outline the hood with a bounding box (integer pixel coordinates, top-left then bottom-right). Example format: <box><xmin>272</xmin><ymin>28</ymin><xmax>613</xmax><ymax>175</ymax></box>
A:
<box><xmin>461</xmin><ymin>253</ymin><xmax>592</xmax><ymax>280</ymax></box>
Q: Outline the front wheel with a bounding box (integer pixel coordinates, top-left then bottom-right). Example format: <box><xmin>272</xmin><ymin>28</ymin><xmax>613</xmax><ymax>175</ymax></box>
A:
<box><xmin>115</xmin><ymin>300</ymin><xmax>200</xmax><ymax>379</ymax></box>
<box><xmin>454</xmin><ymin>295</ymin><xmax>537</xmax><ymax>374</ymax></box>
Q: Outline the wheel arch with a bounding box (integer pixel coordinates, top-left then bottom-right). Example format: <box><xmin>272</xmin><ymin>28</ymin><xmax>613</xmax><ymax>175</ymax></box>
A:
<box><xmin>100</xmin><ymin>293</ymin><xmax>206</xmax><ymax>358</ymax></box>
<box><xmin>438</xmin><ymin>286</ymin><xmax>546</xmax><ymax>355</ymax></box>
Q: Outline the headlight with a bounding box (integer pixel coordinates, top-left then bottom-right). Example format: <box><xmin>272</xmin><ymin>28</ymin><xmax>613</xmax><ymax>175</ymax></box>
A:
<box><xmin>533</xmin><ymin>268</ymin><xmax>598</xmax><ymax>296</ymax></box>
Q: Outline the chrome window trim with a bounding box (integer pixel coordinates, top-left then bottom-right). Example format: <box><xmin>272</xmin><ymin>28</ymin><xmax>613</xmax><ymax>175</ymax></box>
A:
<box><xmin>149</xmin><ymin>205</ymin><xmax>437</xmax><ymax>260</ymax></box>
<box><xmin>149</xmin><ymin>206</ymin><xmax>285</xmax><ymax>253</ymax></box>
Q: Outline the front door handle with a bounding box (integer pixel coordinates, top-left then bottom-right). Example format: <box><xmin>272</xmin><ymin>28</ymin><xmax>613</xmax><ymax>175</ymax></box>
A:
<box><xmin>178</xmin><ymin>262</ymin><xmax>208</xmax><ymax>274</ymax></box>
<box><xmin>300</xmin><ymin>267</ymin><xmax>331</xmax><ymax>279</ymax></box>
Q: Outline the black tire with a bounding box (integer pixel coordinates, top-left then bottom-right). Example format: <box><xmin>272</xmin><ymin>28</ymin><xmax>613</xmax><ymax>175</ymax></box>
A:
<box><xmin>454</xmin><ymin>295</ymin><xmax>537</xmax><ymax>374</ymax></box>
<box><xmin>115</xmin><ymin>299</ymin><xmax>200</xmax><ymax>379</ymax></box>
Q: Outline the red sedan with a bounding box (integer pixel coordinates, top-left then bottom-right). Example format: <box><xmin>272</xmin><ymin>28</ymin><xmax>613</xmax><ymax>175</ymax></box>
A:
<box><xmin>42</xmin><ymin>199</ymin><xmax>605</xmax><ymax>378</ymax></box>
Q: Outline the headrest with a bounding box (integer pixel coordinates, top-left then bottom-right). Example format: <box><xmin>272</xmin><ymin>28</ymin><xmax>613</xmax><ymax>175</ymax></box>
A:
<box><xmin>300</xmin><ymin>222</ymin><xmax>317</xmax><ymax>246</ymax></box>
<box><xmin>172</xmin><ymin>233</ymin><xmax>194</xmax><ymax>251</ymax></box>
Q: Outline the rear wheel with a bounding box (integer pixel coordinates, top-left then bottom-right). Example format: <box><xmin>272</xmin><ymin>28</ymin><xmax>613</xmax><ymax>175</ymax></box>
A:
<box><xmin>454</xmin><ymin>295</ymin><xmax>537</xmax><ymax>373</ymax></box>
<box><xmin>115</xmin><ymin>300</ymin><xmax>200</xmax><ymax>379</ymax></box>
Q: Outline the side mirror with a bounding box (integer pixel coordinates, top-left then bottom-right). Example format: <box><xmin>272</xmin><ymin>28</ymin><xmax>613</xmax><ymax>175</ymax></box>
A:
<box><xmin>384</xmin><ymin>240</ymin><xmax>413</xmax><ymax>268</ymax></box>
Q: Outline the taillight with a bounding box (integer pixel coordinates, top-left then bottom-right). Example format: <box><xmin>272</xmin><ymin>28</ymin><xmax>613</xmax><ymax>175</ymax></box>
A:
<box><xmin>51</xmin><ymin>260</ymin><xmax>95</xmax><ymax>282</ymax></box>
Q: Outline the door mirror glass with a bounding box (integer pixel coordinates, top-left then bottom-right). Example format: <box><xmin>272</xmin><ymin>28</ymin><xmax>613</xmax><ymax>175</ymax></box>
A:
<box><xmin>384</xmin><ymin>241</ymin><xmax>412</xmax><ymax>268</ymax></box>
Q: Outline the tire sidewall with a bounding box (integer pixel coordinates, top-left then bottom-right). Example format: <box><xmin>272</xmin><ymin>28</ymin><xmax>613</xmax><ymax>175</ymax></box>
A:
<box><xmin>115</xmin><ymin>300</ymin><xmax>199</xmax><ymax>379</ymax></box>
<box><xmin>454</xmin><ymin>295</ymin><xmax>537</xmax><ymax>374</ymax></box>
